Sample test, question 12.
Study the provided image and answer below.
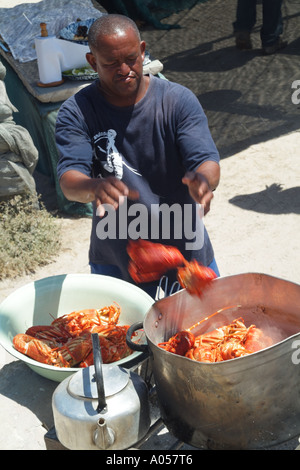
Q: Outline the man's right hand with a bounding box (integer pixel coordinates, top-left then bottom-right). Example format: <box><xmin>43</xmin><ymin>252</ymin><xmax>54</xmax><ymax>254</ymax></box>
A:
<box><xmin>59</xmin><ymin>170</ymin><xmax>139</xmax><ymax>216</ymax></box>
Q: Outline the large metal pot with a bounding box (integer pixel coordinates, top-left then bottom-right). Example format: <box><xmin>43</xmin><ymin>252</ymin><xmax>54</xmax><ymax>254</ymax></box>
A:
<box><xmin>127</xmin><ymin>273</ymin><xmax>300</xmax><ymax>449</ymax></box>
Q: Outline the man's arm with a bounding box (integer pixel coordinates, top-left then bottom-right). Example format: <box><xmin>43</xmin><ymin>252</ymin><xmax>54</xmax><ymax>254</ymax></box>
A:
<box><xmin>60</xmin><ymin>170</ymin><xmax>139</xmax><ymax>214</ymax></box>
<box><xmin>60</xmin><ymin>170</ymin><xmax>100</xmax><ymax>203</ymax></box>
<box><xmin>182</xmin><ymin>161</ymin><xmax>220</xmax><ymax>215</ymax></box>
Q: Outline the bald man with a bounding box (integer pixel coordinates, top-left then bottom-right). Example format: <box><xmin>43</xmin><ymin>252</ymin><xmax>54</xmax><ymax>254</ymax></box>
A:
<box><xmin>56</xmin><ymin>14</ymin><xmax>220</xmax><ymax>297</ymax></box>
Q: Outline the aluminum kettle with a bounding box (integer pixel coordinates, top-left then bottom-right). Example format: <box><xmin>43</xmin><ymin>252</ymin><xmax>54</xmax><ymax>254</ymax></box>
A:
<box><xmin>52</xmin><ymin>334</ymin><xmax>150</xmax><ymax>450</ymax></box>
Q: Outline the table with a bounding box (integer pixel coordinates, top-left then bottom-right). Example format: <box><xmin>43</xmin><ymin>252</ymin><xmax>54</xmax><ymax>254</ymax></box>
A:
<box><xmin>1</xmin><ymin>50</ymin><xmax>94</xmax><ymax>215</ymax></box>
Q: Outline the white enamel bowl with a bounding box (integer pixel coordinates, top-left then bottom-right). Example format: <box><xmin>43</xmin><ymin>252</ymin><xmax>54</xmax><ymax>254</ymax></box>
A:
<box><xmin>0</xmin><ymin>274</ymin><xmax>154</xmax><ymax>382</ymax></box>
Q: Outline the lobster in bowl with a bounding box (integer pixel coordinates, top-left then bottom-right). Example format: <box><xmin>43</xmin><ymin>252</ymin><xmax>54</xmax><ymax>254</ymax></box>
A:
<box><xmin>12</xmin><ymin>303</ymin><xmax>133</xmax><ymax>369</ymax></box>
<box><xmin>0</xmin><ymin>273</ymin><xmax>154</xmax><ymax>382</ymax></box>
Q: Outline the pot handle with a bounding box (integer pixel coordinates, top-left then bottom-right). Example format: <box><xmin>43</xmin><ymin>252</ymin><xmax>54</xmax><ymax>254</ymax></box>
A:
<box><xmin>126</xmin><ymin>321</ymin><xmax>148</xmax><ymax>353</ymax></box>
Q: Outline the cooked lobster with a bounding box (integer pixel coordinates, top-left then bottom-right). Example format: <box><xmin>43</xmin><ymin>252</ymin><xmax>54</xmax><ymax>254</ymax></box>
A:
<box><xmin>158</xmin><ymin>317</ymin><xmax>274</xmax><ymax>363</ymax></box>
<box><xmin>13</xmin><ymin>304</ymin><xmax>133</xmax><ymax>368</ymax></box>
<box><xmin>127</xmin><ymin>239</ymin><xmax>217</xmax><ymax>296</ymax></box>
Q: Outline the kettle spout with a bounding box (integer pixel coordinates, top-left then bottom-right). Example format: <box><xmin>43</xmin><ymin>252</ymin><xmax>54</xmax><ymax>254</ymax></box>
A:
<box><xmin>93</xmin><ymin>417</ymin><xmax>115</xmax><ymax>450</ymax></box>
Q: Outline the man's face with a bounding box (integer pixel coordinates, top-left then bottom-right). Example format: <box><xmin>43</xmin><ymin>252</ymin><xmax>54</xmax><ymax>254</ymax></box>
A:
<box><xmin>87</xmin><ymin>29</ymin><xmax>146</xmax><ymax>106</ymax></box>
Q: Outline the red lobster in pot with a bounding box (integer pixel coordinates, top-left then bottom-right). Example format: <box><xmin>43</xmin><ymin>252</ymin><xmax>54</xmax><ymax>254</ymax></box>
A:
<box><xmin>127</xmin><ymin>239</ymin><xmax>217</xmax><ymax>297</ymax></box>
<box><xmin>158</xmin><ymin>331</ymin><xmax>195</xmax><ymax>356</ymax></box>
<box><xmin>158</xmin><ymin>317</ymin><xmax>275</xmax><ymax>363</ymax></box>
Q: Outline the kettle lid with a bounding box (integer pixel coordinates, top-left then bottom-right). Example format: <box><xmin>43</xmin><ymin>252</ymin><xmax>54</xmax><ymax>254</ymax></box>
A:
<box><xmin>68</xmin><ymin>364</ymin><xmax>129</xmax><ymax>400</ymax></box>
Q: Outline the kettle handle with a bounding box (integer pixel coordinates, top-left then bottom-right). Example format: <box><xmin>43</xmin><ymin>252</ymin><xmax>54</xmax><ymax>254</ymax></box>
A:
<box><xmin>126</xmin><ymin>321</ymin><xmax>148</xmax><ymax>352</ymax></box>
<box><xmin>92</xmin><ymin>333</ymin><xmax>107</xmax><ymax>413</ymax></box>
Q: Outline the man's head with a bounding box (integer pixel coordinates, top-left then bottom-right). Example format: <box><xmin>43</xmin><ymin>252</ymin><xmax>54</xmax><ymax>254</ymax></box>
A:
<box><xmin>86</xmin><ymin>14</ymin><xmax>147</xmax><ymax>107</ymax></box>
<box><xmin>88</xmin><ymin>14</ymin><xmax>141</xmax><ymax>50</ymax></box>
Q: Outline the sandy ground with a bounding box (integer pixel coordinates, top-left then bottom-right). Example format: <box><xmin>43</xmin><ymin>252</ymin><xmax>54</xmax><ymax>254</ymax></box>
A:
<box><xmin>0</xmin><ymin>0</ymin><xmax>300</xmax><ymax>451</ymax></box>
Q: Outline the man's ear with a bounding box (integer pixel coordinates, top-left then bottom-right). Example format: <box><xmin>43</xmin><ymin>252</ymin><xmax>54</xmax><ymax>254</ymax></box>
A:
<box><xmin>86</xmin><ymin>52</ymin><xmax>97</xmax><ymax>71</ymax></box>
<box><xmin>140</xmin><ymin>41</ymin><xmax>146</xmax><ymax>61</ymax></box>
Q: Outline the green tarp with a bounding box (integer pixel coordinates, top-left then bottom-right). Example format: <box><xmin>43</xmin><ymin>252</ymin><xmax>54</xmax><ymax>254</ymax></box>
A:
<box><xmin>2</xmin><ymin>57</ymin><xmax>92</xmax><ymax>216</ymax></box>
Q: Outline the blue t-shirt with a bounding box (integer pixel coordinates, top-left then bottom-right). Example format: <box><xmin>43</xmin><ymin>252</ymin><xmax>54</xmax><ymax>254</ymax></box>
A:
<box><xmin>56</xmin><ymin>75</ymin><xmax>220</xmax><ymax>283</ymax></box>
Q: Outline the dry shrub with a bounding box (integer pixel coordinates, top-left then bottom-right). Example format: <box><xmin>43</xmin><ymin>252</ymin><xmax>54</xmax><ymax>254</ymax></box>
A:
<box><xmin>0</xmin><ymin>192</ymin><xmax>61</xmax><ymax>280</ymax></box>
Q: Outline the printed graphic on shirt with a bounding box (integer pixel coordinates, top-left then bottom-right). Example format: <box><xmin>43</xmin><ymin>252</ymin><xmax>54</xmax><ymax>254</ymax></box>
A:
<box><xmin>94</xmin><ymin>129</ymin><xmax>141</xmax><ymax>179</ymax></box>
